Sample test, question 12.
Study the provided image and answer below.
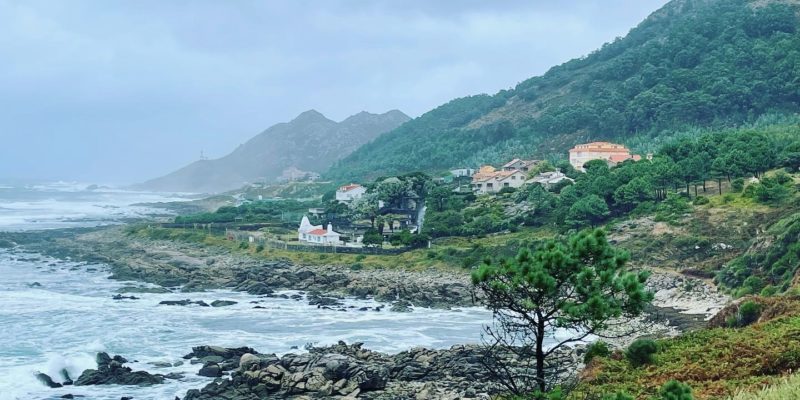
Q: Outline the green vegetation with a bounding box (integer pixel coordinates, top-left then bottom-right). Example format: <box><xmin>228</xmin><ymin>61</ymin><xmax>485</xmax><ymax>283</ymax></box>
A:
<box><xmin>174</xmin><ymin>199</ymin><xmax>314</xmax><ymax>225</ymax></box>
<box><xmin>658</xmin><ymin>381</ymin><xmax>694</xmax><ymax>400</ymax></box>
<box><xmin>584</xmin><ymin>341</ymin><xmax>612</xmax><ymax>364</ymax></box>
<box><xmin>625</xmin><ymin>338</ymin><xmax>659</xmax><ymax>367</ymax></box>
<box><xmin>472</xmin><ymin>229</ymin><xmax>652</xmax><ymax>393</ymax></box>
<box><xmin>328</xmin><ymin>0</ymin><xmax>800</xmax><ymax>181</ymax></box>
<box><xmin>569</xmin><ymin>311</ymin><xmax>800</xmax><ymax>399</ymax></box>
<box><xmin>730</xmin><ymin>373</ymin><xmax>800</xmax><ymax>400</ymax></box>
<box><xmin>717</xmin><ymin>211</ymin><xmax>800</xmax><ymax>295</ymax></box>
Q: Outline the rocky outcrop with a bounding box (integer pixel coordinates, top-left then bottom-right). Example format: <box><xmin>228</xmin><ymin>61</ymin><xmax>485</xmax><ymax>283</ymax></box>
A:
<box><xmin>74</xmin><ymin>352</ymin><xmax>165</xmax><ymax>386</ymax></box>
<box><xmin>181</xmin><ymin>341</ymin><xmax>577</xmax><ymax>399</ymax></box>
<box><xmin>159</xmin><ymin>299</ymin><xmax>209</xmax><ymax>307</ymax></box>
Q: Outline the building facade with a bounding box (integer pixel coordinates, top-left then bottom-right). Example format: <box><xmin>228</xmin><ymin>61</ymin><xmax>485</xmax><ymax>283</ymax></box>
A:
<box><xmin>298</xmin><ymin>217</ymin><xmax>341</xmax><ymax>245</ymax></box>
<box><xmin>568</xmin><ymin>142</ymin><xmax>641</xmax><ymax>171</ymax></box>
<box><xmin>471</xmin><ymin>165</ymin><xmax>527</xmax><ymax>194</ymax></box>
<box><xmin>502</xmin><ymin>158</ymin><xmax>540</xmax><ymax>172</ymax></box>
<box><xmin>335</xmin><ymin>183</ymin><xmax>367</xmax><ymax>203</ymax></box>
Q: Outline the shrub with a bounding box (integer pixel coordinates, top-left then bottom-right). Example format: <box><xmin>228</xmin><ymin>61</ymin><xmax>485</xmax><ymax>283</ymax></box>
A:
<box><xmin>774</xmin><ymin>171</ymin><xmax>793</xmax><ymax>185</ymax></box>
<box><xmin>658</xmin><ymin>380</ymin><xmax>693</xmax><ymax>400</ymax></box>
<box><xmin>602</xmin><ymin>393</ymin><xmax>634</xmax><ymax>400</ymax></box>
<box><xmin>584</xmin><ymin>341</ymin><xmax>611</xmax><ymax>363</ymax></box>
<box><xmin>239</xmin><ymin>241</ymin><xmax>250</xmax><ymax>249</ymax></box>
<box><xmin>731</xmin><ymin>178</ymin><xmax>745</xmax><ymax>192</ymax></box>
<box><xmin>255</xmin><ymin>244</ymin><xmax>265</xmax><ymax>253</ymax></box>
<box><xmin>625</xmin><ymin>338</ymin><xmax>658</xmax><ymax>367</ymax></box>
<box><xmin>693</xmin><ymin>196</ymin><xmax>709</xmax><ymax>205</ymax></box>
<box><xmin>760</xmin><ymin>285</ymin><xmax>778</xmax><ymax>296</ymax></box>
<box><xmin>350</xmin><ymin>263</ymin><xmax>363</xmax><ymax>271</ymax></box>
<box><xmin>738</xmin><ymin>300</ymin><xmax>762</xmax><ymax>326</ymax></box>
<box><xmin>498</xmin><ymin>186</ymin><xmax>517</xmax><ymax>195</ymax></box>
<box><xmin>722</xmin><ymin>193</ymin><xmax>736</xmax><ymax>203</ymax></box>
<box><xmin>355</xmin><ymin>254</ymin><xmax>366</xmax><ymax>262</ymax></box>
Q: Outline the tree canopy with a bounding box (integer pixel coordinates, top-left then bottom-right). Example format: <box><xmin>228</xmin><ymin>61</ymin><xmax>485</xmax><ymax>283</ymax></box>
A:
<box><xmin>472</xmin><ymin>229</ymin><xmax>653</xmax><ymax>394</ymax></box>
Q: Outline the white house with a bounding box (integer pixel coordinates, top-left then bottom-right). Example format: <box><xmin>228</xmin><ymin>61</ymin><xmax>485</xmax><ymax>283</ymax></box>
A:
<box><xmin>502</xmin><ymin>158</ymin><xmax>540</xmax><ymax>172</ymax></box>
<box><xmin>471</xmin><ymin>165</ymin><xmax>527</xmax><ymax>194</ymax></box>
<box><xmin>297</xmin><ymin>216</ymin><xmax>341</xmax><ymax>245</ymax></box>
<box><xmin>335</xmin><ymin>183</ymin><xmax>367</xmax><ymax>203</ymax></box>
<box><xmin>528</xmin><ymin>171</ymin><xmax>573</xmax><ymax>189</ymax></box>
<box><xmin>450</xmin><ymin>168</ymin><xmax>476</xmax><ymax>178</ymax></box>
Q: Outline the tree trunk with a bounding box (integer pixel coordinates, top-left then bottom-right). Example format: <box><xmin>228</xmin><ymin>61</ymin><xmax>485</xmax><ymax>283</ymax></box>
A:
<box><xmin>686</xmin><ymin>183</ymin><xmax>690</xmax><ymax>198</ymax></box>
<box><xmin>694</xmin><ymin>185</ymin><xmax>698</xmax><ymax>197</ymax></box>
<box><xmin>718</xmin><ymin>179</ymin><xmax>722</xmax><ymax>195</ymax></box>
<box><xmin>536</xmin><ymin>317</ymin><xmax>546</xmax><ymax>393</ymax></box>
<box><xmin>703</xmin><ymin>181</ymin><xmax>707</xmax><ymax>192</ymax></box>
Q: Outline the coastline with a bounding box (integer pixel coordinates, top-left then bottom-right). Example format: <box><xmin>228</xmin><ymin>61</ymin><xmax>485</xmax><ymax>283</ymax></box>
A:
<box><xmin>1</xmin><ymin>225</ymin><xmax>730</xmax><ymax>398</ymax></box>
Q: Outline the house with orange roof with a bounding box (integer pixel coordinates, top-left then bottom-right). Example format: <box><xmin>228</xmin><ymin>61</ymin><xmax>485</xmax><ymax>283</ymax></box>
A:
<box><xmin>471</xmin><ymin>165</ymin><xmax>527</xmax><ymax>194</ymax></box>
<box><xmin>568</xmin><ymin>142</ymin><xmax>642</xmax><ymax>171</ymax></box>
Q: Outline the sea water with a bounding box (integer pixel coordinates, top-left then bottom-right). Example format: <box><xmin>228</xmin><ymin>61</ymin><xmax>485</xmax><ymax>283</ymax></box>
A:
<box><xmin>0</xmin><ymin>184</ymin><xmax>493</xmax><ymax>399</ymax></box>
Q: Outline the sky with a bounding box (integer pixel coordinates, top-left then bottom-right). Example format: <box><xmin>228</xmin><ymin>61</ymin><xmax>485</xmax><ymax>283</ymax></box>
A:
<box><xmin>0</xmin><ymin>0</ymin><xmax>669</xmax><ymax>185</ymax></box>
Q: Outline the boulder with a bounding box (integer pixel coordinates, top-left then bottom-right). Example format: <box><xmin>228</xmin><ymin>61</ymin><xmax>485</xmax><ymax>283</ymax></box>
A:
<box><xmin>210</xmin><ymin>300</ymin><xmax>237</xmax><ymax>307</ymax></box>
<box><xmin>197</xmin><ymin>362</ymin><xmax>222</xmax><ymax>378</ymax></box>
<box><xmin>390</xmin><ymin>300</ymin><xmax>413</xmax><ymax>312</ymax></box>
<box><xmin>74</xmin><ymin>352</ymin><xmax>164</xmax><ymax>386</ymax></box>
<box><xmin>35</xmin><ymin>372</ymin><xmax>62</xmax><ymax>388</ymax></box>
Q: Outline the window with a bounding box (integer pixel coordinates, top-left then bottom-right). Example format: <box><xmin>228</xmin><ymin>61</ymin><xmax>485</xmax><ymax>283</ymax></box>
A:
<box><xmin>487</xmin><ymin>183</ymin><xmax>493</xmax><ymax>188</ymax></box>
<box><xmin>504</xmin><ymin>182</ymin><xmax>510</xmax><ymax>187</ymax></box>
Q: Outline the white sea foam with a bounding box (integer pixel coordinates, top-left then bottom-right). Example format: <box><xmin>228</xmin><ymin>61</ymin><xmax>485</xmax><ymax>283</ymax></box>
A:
<box><xmin>0</xmin><ymin>187</ymin><xmax>496</xmax><ymax>399</ymax></box>
<box><xmin>0</xmin><ymin>249</ymin><xmax>494</xmax><ymax>399</ymax></box>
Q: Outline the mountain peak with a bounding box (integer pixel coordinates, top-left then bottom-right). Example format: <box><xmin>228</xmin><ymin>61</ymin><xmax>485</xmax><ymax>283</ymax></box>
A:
<box><xmin>292</xmin><ymin>109</ymin><xmax>331</xmax><ymax>124</ymax></box>
<box><xmin>139</xmin><ymin>108</ymin><xmax>408</xmax><ymax>193</ymax></box>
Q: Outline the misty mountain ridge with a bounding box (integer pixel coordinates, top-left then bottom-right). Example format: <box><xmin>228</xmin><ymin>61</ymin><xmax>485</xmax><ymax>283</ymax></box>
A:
<box><xmin>139</xmin><ymin>109</ymin><xmax>410</xmax><ymax>193</ymax></box>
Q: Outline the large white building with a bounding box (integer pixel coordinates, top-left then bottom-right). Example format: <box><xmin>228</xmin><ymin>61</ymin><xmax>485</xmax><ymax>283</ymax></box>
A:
<box><xmin>297</xmin><ymin>216</ymin><xmax>341</xmax><ymax>245</ymax></box>
<box><xmin>568</xmin><ymin>142</ymin><xmax>642</xmax><ymax>171</ymax></box>
<box><xmin>335</xmin><ymin>183</ymin><xmax>367</xmax><ymax>203</ymax></box>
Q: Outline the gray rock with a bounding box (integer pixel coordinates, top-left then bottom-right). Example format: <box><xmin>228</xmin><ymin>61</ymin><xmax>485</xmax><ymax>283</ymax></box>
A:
<box><xmin>75</xmin><ymin>352</ymin><xmax>164</xmax><ymax>386</ymax></box>
<box><xmin>35</xmin><ymin>372</ymin><xmax>62</xmax><ymax>388</ymax></box>
<box><xmin>197</xmin><ymin>362</ymin><xmax>222</xmax><ymax>378</ymax></box>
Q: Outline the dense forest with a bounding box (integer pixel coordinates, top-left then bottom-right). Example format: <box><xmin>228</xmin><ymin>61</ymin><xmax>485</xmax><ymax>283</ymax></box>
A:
<box><xmin>327</xmin><ymin>0</ymin><xmax>800</xmax><ymax>181</ymax></box>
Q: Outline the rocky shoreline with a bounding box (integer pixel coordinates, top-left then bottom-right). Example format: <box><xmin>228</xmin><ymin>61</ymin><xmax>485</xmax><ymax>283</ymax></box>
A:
<box><xmin>3</xmin><ymin>226</ymin><xmax>731</xmax><ymax>398</ymax></box>
<box><xmin>4</xmin><ymin>227</ymin><xmax>477</xmax><ymax>310</ymax></box>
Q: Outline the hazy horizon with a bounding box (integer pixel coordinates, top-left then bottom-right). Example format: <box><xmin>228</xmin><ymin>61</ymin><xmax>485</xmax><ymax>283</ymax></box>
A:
<box><xmin>1</xmin><ymin>0</ymin><xmax>668</xmax><ymax>185</ymax></box>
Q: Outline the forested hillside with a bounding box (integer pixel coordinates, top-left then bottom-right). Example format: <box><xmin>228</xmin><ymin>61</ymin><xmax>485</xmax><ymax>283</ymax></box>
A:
<box><xmin>327</xmin><ymin>0</ymin><xmax>800</xmax><ymax>181</ymax></box>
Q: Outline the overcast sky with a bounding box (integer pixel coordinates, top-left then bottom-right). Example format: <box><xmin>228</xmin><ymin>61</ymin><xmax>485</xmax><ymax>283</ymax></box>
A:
<box><xmin>0</xmin><ymin>0</ymin><xmax>668</xmax><ymax>184</ymax></box>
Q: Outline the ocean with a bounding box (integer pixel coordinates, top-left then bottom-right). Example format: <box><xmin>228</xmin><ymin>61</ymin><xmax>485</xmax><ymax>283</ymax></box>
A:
<box><xmin>0</xmin><ymin>183</ymin><xmax>493</xmax><ymax>399</ymax></box>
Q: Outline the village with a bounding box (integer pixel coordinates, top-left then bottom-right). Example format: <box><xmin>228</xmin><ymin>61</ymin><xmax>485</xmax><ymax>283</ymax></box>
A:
<box><xmin>290</xmin><ymin>141</ymin><xmax>646</xmax><ymax>249</ymax></box>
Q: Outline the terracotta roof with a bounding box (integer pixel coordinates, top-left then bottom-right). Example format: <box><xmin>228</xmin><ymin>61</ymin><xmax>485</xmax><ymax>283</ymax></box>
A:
<box><xmin>569</xmin><ymin>142</ymin><xmax>630</xmax><ymax>152</ymax></box>
<box><xmin>338</xmin><ymin>184</ymin><xmax>362</xmax><ymax>192</ymax></box>
<box><xmin>308</xmin><ymin>229</ymin><xmax>327</xmax><ymax>235</ymax></box>
<box><xmin>609</xmin><ymin>154</ymin><xmax>633</xmax><ymax>163</ymax></box>
<box><xmin>472</xmin><ymin>170</ymin><xmax>523</xmax><ymax>182</ymax></box>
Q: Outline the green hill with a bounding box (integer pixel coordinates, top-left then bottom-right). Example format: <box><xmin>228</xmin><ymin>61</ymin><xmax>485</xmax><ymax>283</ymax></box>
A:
<box><xmin>327</xmin><ymin>0</ymin><xmax>800</xmax><ymax>181</ymax></box>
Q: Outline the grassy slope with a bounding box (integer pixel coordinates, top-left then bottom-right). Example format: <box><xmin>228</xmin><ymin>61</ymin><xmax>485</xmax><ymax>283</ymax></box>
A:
<box><xmin>730</xmin><ymin>373</ymin><xmax>800</xmax><ymax>400</ymax></box>
<box><xmin>571</xmin><ymin>312</ymin><xmax>800</xmax><ymax>399</ymax></box>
